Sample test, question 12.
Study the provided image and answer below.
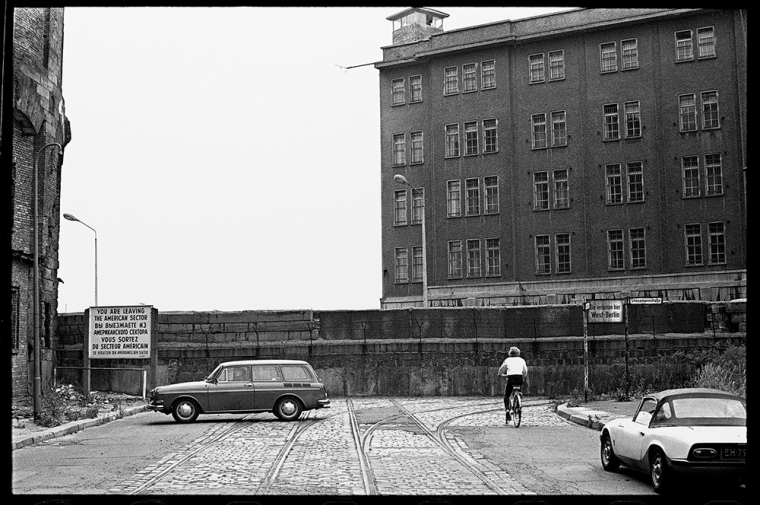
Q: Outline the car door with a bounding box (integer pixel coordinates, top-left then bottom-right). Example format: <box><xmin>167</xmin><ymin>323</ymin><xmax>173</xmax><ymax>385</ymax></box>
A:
<box><xmin>614</xmin><ymin>398</ymin><xmax>657</xmax><ymax>468</ymax></box>
<box><xmin>251</xmin><ymin>364</ymin><xmax>285</xmax><ymax>410</ymax></box>
<box><xmin>207</xmin><ymin>365</ymin><xmax>254</xmax><ymax>412</ymax></box>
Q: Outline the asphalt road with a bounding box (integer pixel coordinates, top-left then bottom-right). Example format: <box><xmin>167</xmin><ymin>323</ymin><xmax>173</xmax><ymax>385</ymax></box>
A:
<box><xmin>8</xmin><ymin>396</ymin><xmax>726</xmax><ymax>500</ymax></box>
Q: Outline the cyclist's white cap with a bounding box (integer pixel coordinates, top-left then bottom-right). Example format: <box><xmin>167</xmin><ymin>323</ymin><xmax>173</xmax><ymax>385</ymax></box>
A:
<box><xmin>508</xmin><ymin>346</ymin><xmax>520</xmax><ymax>356</ymax></box>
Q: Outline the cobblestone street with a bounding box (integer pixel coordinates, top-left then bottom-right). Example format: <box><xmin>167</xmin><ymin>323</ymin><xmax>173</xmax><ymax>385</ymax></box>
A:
<box><xmin>107</xmin><ymin>397</ymin><xmax>573</xmax><ymax>495</ymax></box>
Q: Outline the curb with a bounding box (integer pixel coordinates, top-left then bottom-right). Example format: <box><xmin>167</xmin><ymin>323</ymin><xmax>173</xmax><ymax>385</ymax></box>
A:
<box><xmin>11</xmin><ymin>405</ymin><xmax>148</xmax><ymax>451</ymax></box>
<box><xmin>556</xmin><ymin>403</ymin><xmax>615</xmax><ymax>431</ymax></box>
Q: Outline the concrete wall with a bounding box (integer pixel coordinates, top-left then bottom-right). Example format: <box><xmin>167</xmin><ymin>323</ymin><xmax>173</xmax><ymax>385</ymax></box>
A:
<box><xmin>55</xmin><ymin>302</ymin><xmax>745</xmax><ymax>397</ymax></box>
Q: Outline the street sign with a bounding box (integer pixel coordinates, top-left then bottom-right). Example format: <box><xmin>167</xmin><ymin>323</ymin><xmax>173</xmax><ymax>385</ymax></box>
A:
<box><xmin>629</xmin><ymin>297</ymin><xmax>662</xmax><ymax>305</ymax></box>
<box><xmin>586</xmin><ymin>299</ymin><xmax>624</xmax><ymax>323</ymax></box>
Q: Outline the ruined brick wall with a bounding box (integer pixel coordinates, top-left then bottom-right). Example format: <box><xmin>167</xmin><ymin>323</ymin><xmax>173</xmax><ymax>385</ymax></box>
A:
<box><xmin>11</xmin><ymin>7</ymin><xmax>71</xmax><ymax>397</ymax></box>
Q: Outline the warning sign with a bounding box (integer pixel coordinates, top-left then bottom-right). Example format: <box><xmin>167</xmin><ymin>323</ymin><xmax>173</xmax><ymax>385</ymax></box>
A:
<box><xmin>586</xmin><ymin>300</ymin><xmax>624</xmax><ymax>323</ymax></box>
<box><xmin>89</xmin><ymin>306</ymin><xmax>152</xmax><ymax>359</ymax></box>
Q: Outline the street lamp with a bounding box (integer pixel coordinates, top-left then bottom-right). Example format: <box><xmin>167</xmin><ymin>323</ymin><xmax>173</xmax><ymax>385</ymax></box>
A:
<box><xmin>63</xmin><ymin>213</ymin><xmax>98</xmax><ymax>306</ymax></box>
<box><xmin>33</xmin><ymin>143</ymin><xmax>62</xmax><ymax>420</ymax></box>
<box><xmin>394</xmin><ymin>174</ymin><xmax>428</xmax><ymax>307</ymax></box>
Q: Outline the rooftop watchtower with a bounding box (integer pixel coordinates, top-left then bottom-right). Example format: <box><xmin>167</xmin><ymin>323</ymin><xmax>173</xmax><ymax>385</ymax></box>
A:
<box><xmin>387</xmin><ymin>7</ymin><xmax>448</xmax><ymax>45</ymax></box>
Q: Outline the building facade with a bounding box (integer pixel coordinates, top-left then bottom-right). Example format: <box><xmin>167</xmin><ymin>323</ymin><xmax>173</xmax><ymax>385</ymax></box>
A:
<box><xmin>9</xmin><ymin>7</ymin><xmax>71</xmax><ymax>397</ymax></box>
<box><xmin>377</xmin><ymin>8</ymin><xmax>747</xmax><ymax>308</ymax></box>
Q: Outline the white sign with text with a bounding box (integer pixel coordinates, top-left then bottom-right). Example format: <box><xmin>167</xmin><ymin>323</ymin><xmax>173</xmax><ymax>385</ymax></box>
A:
<box><xmin>586</xmin><ymin>299</ymin><xmax>624</xmax><ymax>323</ymax></box>
<box><xmin>89</xmin><ymin>305</ymin><xmax>152</xmax><ymax>359</ymax></box>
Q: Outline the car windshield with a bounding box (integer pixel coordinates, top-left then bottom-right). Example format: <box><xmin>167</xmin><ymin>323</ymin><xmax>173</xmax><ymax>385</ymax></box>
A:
<box><xmin>205</xmin><ymin>364</ymin><xmax>223</xmax><ymax>381</ymax></box>
<box><xmin>654</xmin><ymin>396</ymin><xmax>746</xmax><ymax>427</ymax></box>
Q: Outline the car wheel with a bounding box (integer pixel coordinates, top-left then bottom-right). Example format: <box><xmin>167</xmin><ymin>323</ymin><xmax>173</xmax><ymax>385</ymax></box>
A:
<box><xmin>274</xmin><ymin>397</ymin><xmax>302</xmax><ymax>421</ymax></box>
<box><xmin>650</xmin><ymin>448</ymin><xmax>670</xmax><ymax>494</ymax></box>
<box><xmin>600</xmin><ymin>433</ymin><xmax>620</xmax><ymax>471</ymax></box>
<box><xmin>171</xmin><ymin>399</ymin><xmax>199</xmax><ymax>423</ymax></box>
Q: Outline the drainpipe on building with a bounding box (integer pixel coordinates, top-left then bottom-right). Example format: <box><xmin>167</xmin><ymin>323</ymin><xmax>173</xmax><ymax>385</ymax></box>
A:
<box><xmin>33</xmin><ymin>143</ymin><xmax>61</xmax><ymax>420</ymax></box>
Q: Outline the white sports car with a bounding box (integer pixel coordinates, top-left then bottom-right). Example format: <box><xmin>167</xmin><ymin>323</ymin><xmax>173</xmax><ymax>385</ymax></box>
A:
<box><xmin>600</xmin><ymin>388</ymin><xmax>746</xmax><ymax>494</ymax></box>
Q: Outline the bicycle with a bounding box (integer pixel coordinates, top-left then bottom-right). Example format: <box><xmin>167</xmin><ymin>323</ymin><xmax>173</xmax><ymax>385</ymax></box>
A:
<box><xmin>500</xmin><ymin>374</ymin><xmax>523</xmax><ymax>428</ymax></box>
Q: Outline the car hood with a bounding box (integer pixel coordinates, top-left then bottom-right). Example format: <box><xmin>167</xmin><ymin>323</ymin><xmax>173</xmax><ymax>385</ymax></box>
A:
<box><xmin>156</xmin><ymin>380</ymin><xmax>208</xmax><ymax>393</ymax></box>
<box><xmin>656</xmin><ymin>425</ymin><xmax>746</xmax><ymax>443</ymax></box>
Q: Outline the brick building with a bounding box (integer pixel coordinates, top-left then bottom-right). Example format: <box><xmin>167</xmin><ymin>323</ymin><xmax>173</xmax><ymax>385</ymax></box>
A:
<box><xmin>377</xmin><ymin>8</ymin><xmax>747</xmax><ymax>308</ymax></box>
<box><xmin>7</xmin><ymin>7</ymin><xmax>72</xmax><ymax>397</ymax></box>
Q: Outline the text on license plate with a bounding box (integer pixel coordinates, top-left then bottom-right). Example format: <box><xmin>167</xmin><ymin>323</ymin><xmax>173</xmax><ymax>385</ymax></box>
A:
<box><xmin>722</xmin><ymin>446</ymin><xmax>746</xmax><ymax>460</ymax></box>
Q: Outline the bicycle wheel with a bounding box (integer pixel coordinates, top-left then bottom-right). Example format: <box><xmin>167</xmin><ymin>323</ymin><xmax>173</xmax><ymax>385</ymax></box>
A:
<box><xmin>512</xmin><ymin>394</ymin><xmax>522</xmax><ymax>428</ymax></box>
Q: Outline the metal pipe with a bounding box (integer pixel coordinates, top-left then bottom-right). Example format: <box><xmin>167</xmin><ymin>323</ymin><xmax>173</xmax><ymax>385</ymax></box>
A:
<box><xmin>33</xmin><ymin>142</ymin><xmax>62</xmax><ymax>420</ymax></box>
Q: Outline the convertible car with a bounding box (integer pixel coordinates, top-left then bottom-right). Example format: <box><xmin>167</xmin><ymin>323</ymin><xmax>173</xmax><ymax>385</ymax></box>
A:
<box><xmin>148</xmin><ymin>359</ymin><xmax>330</xmax><ymax>423</ymax></box>
<box><xmin>600</xmin><ymin>388</ymin><xmax>746</xmax><ymax>493</ymax></box>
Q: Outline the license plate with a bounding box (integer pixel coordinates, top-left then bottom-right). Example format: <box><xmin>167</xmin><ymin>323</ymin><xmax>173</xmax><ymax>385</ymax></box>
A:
<box><xmin>722</xmin><ymin>445</ymin><xmax>746</xmax><ymax>460</ymax></box>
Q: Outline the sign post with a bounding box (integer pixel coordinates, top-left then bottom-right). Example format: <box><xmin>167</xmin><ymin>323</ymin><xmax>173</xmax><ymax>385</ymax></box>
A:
<box><xmin>584</xmin><ymin>300</ymin><xmax>624</xmax><ymax>402</ymax></box>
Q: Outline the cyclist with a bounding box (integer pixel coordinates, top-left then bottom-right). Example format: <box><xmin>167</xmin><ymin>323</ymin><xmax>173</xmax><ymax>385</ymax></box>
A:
<box><xmin>498</xmin><ymin>346</ymin><xmax>528</xmax><ymax>422</ymax></box>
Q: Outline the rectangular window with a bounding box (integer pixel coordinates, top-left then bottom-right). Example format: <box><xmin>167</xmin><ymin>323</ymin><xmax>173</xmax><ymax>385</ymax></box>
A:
<box><xmin>679</xmin><ymin>94</ymin><xmax>697</xmax><ymax>132</ymax></box>
<box><xmin>701</xmin><ymin>91</ymin><xmax>720</xmax><ymax>129</ymax></box>
<box><xmin>630</xmin><ymin>228</ymin><xmax>646</xmax><ymax>269</ymax></box>
<box><xmin>535</xmin><ymin>235</ymin><xmax>551</xmax><ymax>274</ymax></box>
<box><xmin>392</xmin><ymin>134</ymin><xmax>406</xmax><ymax>165</ymax></box>
<box><xmin>412</xmin><ymin>246</ymin><xmax>423</xmax><ymax>282</ymax></box>
<box><xmin>463</xmin><ymin>63</ymin><xmax>477</xmax><ymax>92</ymax></box>
<box><xmin>685</xmin><ymin>224</ymin><xmax>703</xmax><ymax>265</ymax></box>
<box><xmin>533</xmin><ymin>172</ymin><xmax>549</xmax><ymax>210</ymax></box>
<box><xmin>697</xmin><ymin>27</ymin><xmax>716</xmax><ymax>58</ymax></box>
<box><xmin>481</xmin><ymin>60</ymin><xmax>495</xmax><ymax>89</ymax></box>
<box><xmin>465</xmin><ymin>178</ymin><xmax>480</xmax><ymax>216</ymax></box>
<box><xmin>556</xmin><ymin>233</ymin><xmax>571</xmax><ymax>273</ymax></box>
<box><xmin>394</xmin><ymin>190</ymin><xmax>407</xmax><ymax>226</ymax></box>
<box><xmin>486</xmin><ymin>238</ymin><xmax>501</xmax><ymax>277</ymax></box>
<box><xmin>551</xmin><ymin>111</ymin><xmax>567</xmax><ymax>146</ymax></box>
<box><xmin>603</xmin><ymin>104</ymin><xmax>620</xmax><ymax>140</ymax></box>
<box><xmin>606</xmin><ymin>164</ymin><xmax>623</xmax><ymax>204</ymax></box>
<box><xmin>682</xmin><ymin>156</ymin><xmax>701</xmax><ymax>198</ymax></box>
<box><xmin>549</xmin><ymin>50</ymin><xmax>565</xmax><ymax>80</ymax></box>
<box><xmin>466</xmin><ymin>239</ymin><xmax>482</xmax><ymax>277</ymax></box>
<box><xmin>483</xmin><ymin>119</ymin><xmax>498</xmax><ymax>153</ymax></box>
<box><xmin>624</xmin><ymin>101</ymin><xmax>641</xmax><ymax>138</ymax></box>
<box><xmin>708</xmin><ymin>222</ymin><xmax>726</xmax><ymax>264</ymax></box>
<box><xmin>410</xmin><ymin>131</ymin><xmax>424</xmax><ymax>164</ymax></box>
<box><xmin>445</xmin><ymin>124</ymin><xmax>460</xmax><ymax>157</ymax></box>
<box><xmin>410</xmin><ymin>75</ymin><xmax>422</xmax><ymax>103</ymax></box>
<box><xmin>464</xmin><ymin>121</ymin><xmax>479</xmax><ymax>155</ymax></box>
<box><xmin>676</xmin><ymin>30</ymin><xmax>694</xmax><ymax>62</ymax></box>
<box><xmin>392</xmin><ymin>78</ymin><xmax>405</xmax><ymax>105</ymax></box>
<box><xmin>607</xmin><ymin>230</ymin><xmax>624</xmax><ymax>270</ymax></box>
<box><xmin>395</xmin><ymin>247</ymin><xmax>409</xmax><ymax>282</ymax></box>
<box><xmin>448</xmin><ymin>240</ymin><xmax>463</xmax><ymax>278</ymax></box>
<box><xmin>531</xmin><ymin>113</ymin><xmax>547</xmax><ymax>149</ymax></box>
<box><xmin>447</xmin><ymin>180</ymin><xmax>462</xmax><ymax>218</ymax></box>
<box><xmin>705</xmin><ymin>153</ymin><xmax>723</xmax><ymax>196</ymax></box>
<box><xmin>444</xmin><ymin>66</ymin><xmax>459</xmax><ymax>95</ymax></box>
<box><xmin>627</xmin><ymin>161</ymin><xmax>644</xmax><ymax>202</ymax></box>
<box><xmin>529</xmin><ymin>54</ymin><xmax>545</xmax><ymax>83</ymax></box>
<box><xmin>621</xmin><ymin>39</ymin><xmax>639</xmax><ymax>69</ymax></box>
<box><xmin>411</xmin><ymin>188</ymin><xmax>424</xmax><ymax>225</ymax></box>
<box><xmin>484</xmin><ymin>176</ymin><xmax>499</xmax><ymax>214</ymax></box>
<box><xmin>553</xmin><ymin>169</ymin><xmax>569</xmax><ymax>209</ymax></box>
<box><xmin>601</xmin><ymin>42</ymin><xmax>617</xmax><ymax>72</ymax></box>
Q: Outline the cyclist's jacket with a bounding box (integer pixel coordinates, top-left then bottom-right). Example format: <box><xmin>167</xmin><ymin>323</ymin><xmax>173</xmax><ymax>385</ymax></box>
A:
<box><xmin>498</xmin><ymin>356</ymin><xmax>528</xmax><ymax>377</ymax></box>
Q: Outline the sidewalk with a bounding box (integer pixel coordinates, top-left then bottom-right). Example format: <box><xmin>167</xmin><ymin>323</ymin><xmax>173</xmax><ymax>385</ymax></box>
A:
<box><xmin>11</xmin><ymin>403</ymin><xmax>148</xmax><ymax>451</ymax></box>
<box><xmin>557</xmin><ymin>399</ymin><xmax>636</xmax><ymax>430</ymax></box>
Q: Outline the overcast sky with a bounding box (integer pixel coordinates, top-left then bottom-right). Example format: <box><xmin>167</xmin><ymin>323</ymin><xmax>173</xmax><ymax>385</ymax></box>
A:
<box><xmin>56</xmin><ymin>6</ymin><xmax>575</xmax><ymax>313</ymax></box>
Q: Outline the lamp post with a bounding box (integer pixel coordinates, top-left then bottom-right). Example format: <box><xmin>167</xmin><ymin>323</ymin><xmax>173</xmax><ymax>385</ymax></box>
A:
<box><xmin>63</xmin><ymin>213</ymin><xmax>98</xmax><ymax>306</ymax></box>
<box><xmin>394</xmin><ymin>174</ymin><xmax>428</xmax><ymax>307</ymax></box>
<box><xmin>33</xmin><ymin>142</ymin><xmax>62</xmax><ymax>420</ymax></box>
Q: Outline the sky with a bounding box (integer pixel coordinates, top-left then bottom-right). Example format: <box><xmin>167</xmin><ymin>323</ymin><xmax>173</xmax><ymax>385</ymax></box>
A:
<box><xmin>56</xmin><ymin>6</ymin><xmax>575</xmax><ymax>313</ymax></box>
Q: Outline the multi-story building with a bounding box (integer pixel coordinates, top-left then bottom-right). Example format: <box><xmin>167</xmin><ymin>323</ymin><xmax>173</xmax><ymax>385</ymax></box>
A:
<box><xmin>7</xmin><ymin>7</ymin><xmax>72</xmax><ymax>397</ymax></box>
<box><xmin>377</xmin><ymin>8</ymin><xmax>747</xmax><ymax>308</ymax></box>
